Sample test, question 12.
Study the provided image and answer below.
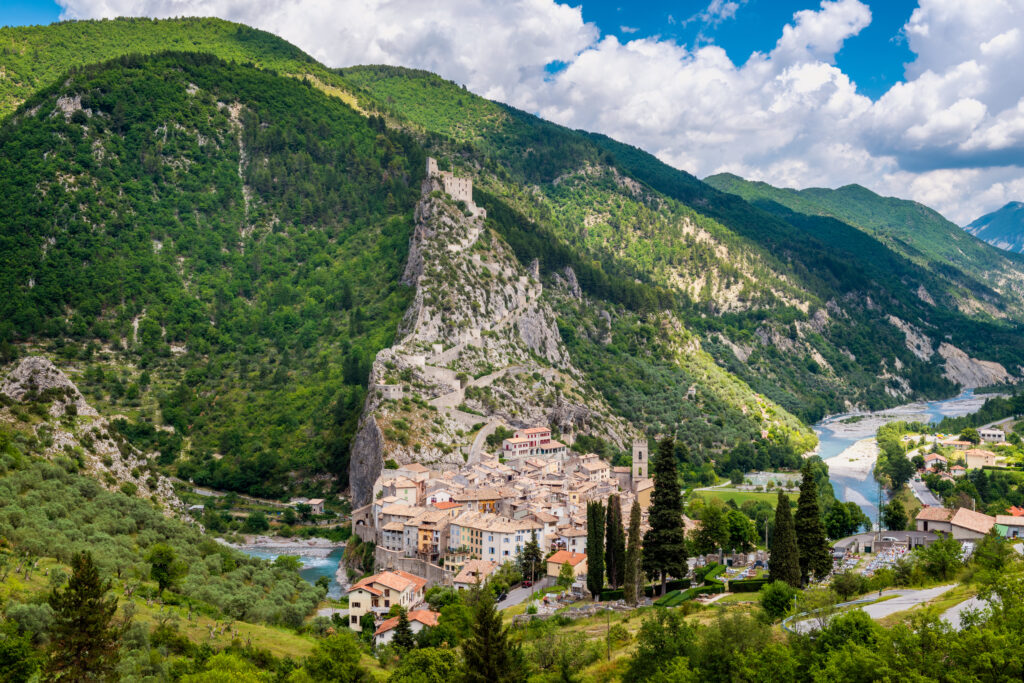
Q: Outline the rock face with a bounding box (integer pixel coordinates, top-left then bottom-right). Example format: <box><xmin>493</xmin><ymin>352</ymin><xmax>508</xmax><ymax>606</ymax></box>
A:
<box><xmin>887</xmin><ymin>315</ymin><xmax>935</xmax><ymax>361</ymax></box>
<box><xmin>938</xmin><ymin>343</ymin><xmax>1011</xmax><ymax>388</ymax></box>
<box><xmin>348</xmin><ymin>174</ymin><xmax>634</xmax><ymax>506</ymax></box>
<box><xmin>1</xmin><ymin>356</ymin><xmax>181</xmax><ymax>510</ymax></box>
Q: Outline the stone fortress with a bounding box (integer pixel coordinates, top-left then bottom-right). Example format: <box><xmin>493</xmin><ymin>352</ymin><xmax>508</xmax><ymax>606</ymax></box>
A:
<box><xmin>426</xmin><ymin>157</ymin><xmax>486</xmax><ymax>219</ymax></box>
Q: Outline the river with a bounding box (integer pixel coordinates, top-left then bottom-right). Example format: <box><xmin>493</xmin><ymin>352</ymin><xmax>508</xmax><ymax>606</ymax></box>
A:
<box><xmin>237</xmin><ymin>545</ymin><xmax>346</xmax><ymax>599</ymax></box>
<box><xmin>815</xmin><ymin>389</ymin><xmax>994</xmax><ymax>524</ymax></box>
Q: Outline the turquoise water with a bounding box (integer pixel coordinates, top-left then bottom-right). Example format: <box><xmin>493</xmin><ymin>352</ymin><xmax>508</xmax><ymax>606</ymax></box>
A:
<box><xmin>815</xmin><ymin>390</ymin><xmax>985</xmax><ymax>524</ymax></box>
<box><xmin>239</xmin><ymin>546</ymin><xmax>346</xmax><ymax>599</ymax></box>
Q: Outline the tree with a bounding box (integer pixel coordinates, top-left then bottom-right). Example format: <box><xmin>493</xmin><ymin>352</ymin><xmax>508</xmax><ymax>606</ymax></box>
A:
<box><xmin>882</xmin><ymin>500</ymin><xmax>908</xmax><ymax>531</ymax></box>
<box><xmin>769</xmin><ymin>491</ymin><xmax>801</xmax><ymax>588</ymax></box>
<box><xmin>281</xmin><ymin>507</ymin><xmax>297</xmax><ymax>525</ymax></box>
<box><xmin>518</xmin><ymin>531</ymin><xmax>543</xmax><ymax>582</ymax></box>
<box><xmin>557</xmin><ymin>559</ymin><xmax>575</xmax><ymax>588</ymax></box>
<box><xmin>305</xmin><ymin>631</ymin><xmax>371</xmax><ymax>682</ymax></box>
<box><xmin>960</xmin><ymin>428</ymin><xmax>981</xmax><ymax>445</ymax></box>
<box><xmin>725</xmin><ymin>509</ymin><xmax>756</xmax><ymax>552</ymax></box>
<box><xmin>825</xmin><ymin>502</ymin><xmax>870</xmax><ymax>539</ymax></box>
<box><xmin>296</xmin><ymin>503</ymin><xmax>313</xmax><ymax>522</ymax></box>
<box><xmin>461</xmin><ymin>588</ymin><xmax>527</xmax><ymax>683</ymax></box>
<box><xmin>392</xmin><ymin>608</ymin><xmax>416</xmax><ymax>652</ymax></box>
<box><xmin>885</xmin><ymin>454</ymin><xmax>916</xmax><ymax>489</ymax></box>
<box><xmin>388</xmin><ymin>648</ymin><xmax>460</xmax><ymax>683</ymax></box>
<box><xmin>623</xmin><ymin>499</ymin><xmax>643</xmax><ymax>606</ymax></box>
<box><xmin>45</xmin><ymin>552</ymin><xmax>123</xmax><ymax>681</ymax></box>
<box><xmin>586</xmin><ymin>500</ymin><xmax>605</xmax><ymax>598</ymax></box>
<box><xmin>605</xmin><ymin>494</ymin><xmax>626</xmax><ymax>589</ymax></box>
<box><xmin>694</xmin><ymin>502</ymin><xmax>730</xmax><ymax>556</ymax></box>
<box><xmin>759</xmin><ymin>581</ymin><xmax>797</xmax><ymax>621</ymax></box>
<box><xmin>795</xmin><ymin>463</ymin><xmax>832</xmax><ymax>584</ymax></box>
<box><xmin>832</xmin><ymin>570</ymin><xmax>867</xmax><ymax>601</ymax></box>
<box><xmin>918</xmin><ymin>533</ymin><xmax>963</xmax><ymax>580</ymax></box>
<box><xmin>146</xmin><ymin>542</ymin><xmax>185</xmax><ymax>594</ymax></box>
<box><xmin>623</xmin><ymin>609</ymin><xmax>694</xmax><ymax>683</ymax></box>
<box><xmin>642</xmin><ymin>437</ymin><xmax>688</xmax><ymax>595</ymax></box>
<box><xmin>243</xmin><ymin>510</ymin><xmax>269</xmax><ymax>533</ymax></box>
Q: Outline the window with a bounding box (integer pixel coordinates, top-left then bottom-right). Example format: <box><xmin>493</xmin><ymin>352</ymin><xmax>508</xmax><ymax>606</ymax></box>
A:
<box><xmin>352</xmin><ymin>602</ymin><xmax>360</xmax><ymax>609</ymax></box>
<box><xmin>385</xmin><ymin>600</ymin><xmax>390</xmax><ymax>607</ymax></box>
<box><xmin>351</xmin><ymin>615</ymin><xmax>358</xmax><ymax>624</ymax></box>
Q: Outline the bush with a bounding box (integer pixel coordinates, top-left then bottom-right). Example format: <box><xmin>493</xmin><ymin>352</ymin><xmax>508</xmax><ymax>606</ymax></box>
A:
<box><xmin>758</xmin><ymin>581</ymin><xmax>797</xmax><ymax>621</ymax></box>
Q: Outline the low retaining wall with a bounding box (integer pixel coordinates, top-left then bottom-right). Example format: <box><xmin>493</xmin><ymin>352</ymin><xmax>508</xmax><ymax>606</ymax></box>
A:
<box><xmin>374</xmin><ymin>546</ymin><xmax>454</xmax><ymax>588</ymax></box>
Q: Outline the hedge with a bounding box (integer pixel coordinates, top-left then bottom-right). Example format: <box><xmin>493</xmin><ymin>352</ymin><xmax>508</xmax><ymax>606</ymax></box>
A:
<box><xmin>703</xmin><ymin>564</ymin><xmax>726</xmax><ymax>586</ymax></box>
<box><xmin>599</xmin><ymin>578</ymin><xmax>692</xmax><ymax>602</ymax></box>
<box><xmin>728</xmin><ymin>578</ymin><xmax>770</xmax><ymax>593</ymax></box>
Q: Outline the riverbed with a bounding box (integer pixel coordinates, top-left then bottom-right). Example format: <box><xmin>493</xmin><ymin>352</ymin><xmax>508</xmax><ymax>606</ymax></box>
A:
<box><xmin>815</xmin><ymin>389</ymin><xmax>994</xmax><ymax>524</ymax></box>
<box><xmin>235</xmin><ymin>543</ymin><xmax>347</xmax><ymax>599</ymax></box>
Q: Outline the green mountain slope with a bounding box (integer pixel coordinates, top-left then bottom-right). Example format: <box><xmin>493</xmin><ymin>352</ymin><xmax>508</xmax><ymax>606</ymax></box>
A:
<box><xmin>344</xmin><ymin>65</ymin><xmax>1024</xmax><ymax>421</ymax></box>
<box><xmin>704</xmin><ymin>173</ymin><xmax>1024</xmax><ymax>318</ymax></box>
<box><xmin>0</xmin><ymin>51</ymin><xmax>422</xmax><ymax>497</ymax></box>
<box><xmin>966</xmin><ymin>201</ymin><xmax>1024</xmax><ymax>254</ymax></box>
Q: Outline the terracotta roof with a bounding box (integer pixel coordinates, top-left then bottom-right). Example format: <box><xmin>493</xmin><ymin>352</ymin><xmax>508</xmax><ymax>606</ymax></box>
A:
<box><xmin>560</xmin><ymin>528</ymin><xmax>587</xmax><ymax>538</ymax></box>
<box><xmin>401</xmin><ymin>463</ymin><xmax>429</xmax><ymax>473</ymax></box>
<box><xmin>1008</xmin><ymin>506</ymin><xmax>1024</xmax><ymax>517</ymax></box>
<box><xmin>432</xmin><ymin>501</ymin><xmax>462</xmax><ymax>510</ymax></box>
<box><xmin>349</xmin><ymin>570</ymin><xmax>427</xmax><ymax>597</ymax></box>
<box><xmin>373</xmin><ymin>610</ymin><xmax>440</xmax><ymax>637</ymax></box>
<box><xmin>381</xmin><ymin>522</ymin><xmax>405</xmax><ymax>532</ymax></box>
<box><xmin>454</xmin><ymin>488</ymin><xmax>501</xmax><ymax>501</ymax></box>
<box><xmin>915</xmin><ymin>506</ymin><xmax>954</xmax><ymax>522</ymax></box>
<box><xmin>547</xmin><ymin>550</ymin><xmax>586</xmax><ymax>566</ymax></box>
<box><xmin>453</xmin><ymin>559</ymin><xmax>499</xmax><ymax>585</ymax></box>
<box><xmin>950</xmin><ymin>507</ymin><xmax>996</xmax><ymax>534</ymax></box>
<box><xmin>504</xmin><ymin>437</ymin><xmax>530</xmax><ymax>445</ymax></box>
<box><xmin>520</xmin><ymin>427</ymin><xmax>550</xmax><ymax>435</ymax></box>
<box><xmin>580</xmin><ymin>461</ymin><xmax>609</xmax><ymax>471</ymax></box>
<box><xmin>995</xmin><ymin>515</ymin><xmax>1024</xmax><ymax>526</ymax></box>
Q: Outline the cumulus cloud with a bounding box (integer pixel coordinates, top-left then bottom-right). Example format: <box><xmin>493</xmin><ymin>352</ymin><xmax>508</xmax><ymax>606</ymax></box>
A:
<box><xmin>56</xmin><ymin>0</ymin><xmax>1024</xmax><ymax>224</ymax></box>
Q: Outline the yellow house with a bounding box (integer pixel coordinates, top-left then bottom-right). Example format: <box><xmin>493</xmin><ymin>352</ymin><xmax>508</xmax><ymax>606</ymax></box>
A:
<box><xmin>546</xmin><ymin>550</ymin><xmax>587</xmax><ymax>578</ymax></box>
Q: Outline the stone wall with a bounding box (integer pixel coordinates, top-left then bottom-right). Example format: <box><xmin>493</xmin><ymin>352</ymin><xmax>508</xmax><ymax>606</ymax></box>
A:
<box><xmin>374</xmin><ymin>546</ymin><xmax>454</xmax><ymax>588</ymax></box>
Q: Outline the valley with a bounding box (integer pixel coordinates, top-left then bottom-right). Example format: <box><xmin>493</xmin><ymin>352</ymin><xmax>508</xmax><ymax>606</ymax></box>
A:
<box><xmin>0</xmin><ymin>14</ymin><xmax>1023</xmax><ymax>683</ymax></box>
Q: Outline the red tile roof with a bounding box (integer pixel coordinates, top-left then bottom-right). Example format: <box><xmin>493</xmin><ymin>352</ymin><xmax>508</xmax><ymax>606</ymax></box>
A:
<box><xmin>950</xmin><ymin>507</ymin><xmax>996</xmax><ymax>534</ymax></box>
<box><xmin>915</xmin><ymin>506</ymin><xmax>954</xmax><ymax>522</ymax></box>
<box><xmin>547</xmin><ymin>550</ymin><xmax>587</xmax><ymax>566</ymax></box>
<box><xmin>432</xmin><ymin>501</ymin><xmax>462</xmax><ymax>510</ymax></box>
<box><xmin>373</xmin><ymin>610</ymin><xmax>439</xmax><ymax>637</ymax></box>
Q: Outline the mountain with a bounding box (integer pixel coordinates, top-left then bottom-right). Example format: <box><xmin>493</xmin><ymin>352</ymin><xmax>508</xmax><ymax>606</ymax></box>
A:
<box><xmin>1</xmin><ymin>18</ymin><xmax>1023</xmax><ymax>504</ymax></box>
<box><xmin>965</xmin><ymin>201</ymin><xmax>1024</xmax><ymax>253</ymax></box>
<box><xmin>704</xmin><ymin>173</ymin><xmax>1024</xmax><ymax>319</ymax></box>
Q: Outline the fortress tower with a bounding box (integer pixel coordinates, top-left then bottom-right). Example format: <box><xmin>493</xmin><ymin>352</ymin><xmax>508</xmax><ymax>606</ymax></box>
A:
<box><xmin>425</xmin><ymin>157</ymin><xmax>486</xmax><ymax>218</ymax></box>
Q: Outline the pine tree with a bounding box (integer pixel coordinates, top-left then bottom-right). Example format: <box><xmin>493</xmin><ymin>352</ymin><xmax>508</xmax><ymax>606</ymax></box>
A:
<box><xmin>623</xmin><ymin>499</ymin><xmax>644</xmax><ymax>605</ymax></box>
<box><xmin>518</xmin><ymin>530</ymin><xmax>543</xmax><ymax>582</ymax></box>
<box><xmin>45</xmin><ymin>552</ymin><xmax>123</xmax><ymax>681</ymax></box>
<box><xmin>642</xmin><ymin>437</ymin><xmax>688</xmax><ymax>595</ymax></box>
<box><xmin>461</xmin><ymin>588</ymin><xmax>527</xmax><ymax>683</ymax></box>
<box><xmin>769</xmin><ymin>490</ymin><xmax>801</xmax><ymax>588</ymax></box>
<box><xmin>392</xmin><ymin>607</ymin><xmax>416</xmax><ymax>651</ymax></box>
<box><xmin>795</xmin><ymin>463</ymin><xmax>832</xmax><ymax>584</ymax></box>
<box><xmin>586</xmin><ymin>500</ymin><xmax>605</xmax><ymax>598</ymax></box>
<box><xmin>605</xmin><ymin>494</ymin><xmax>626</xmax><ymax>589</ymax></box>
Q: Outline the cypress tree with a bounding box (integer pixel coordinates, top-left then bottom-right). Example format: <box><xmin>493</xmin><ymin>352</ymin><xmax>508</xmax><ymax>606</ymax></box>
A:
<box><xmin>461</xmin><ymin>588</ymin><xmax>527</xmax><ymax>682</ymax></box>
<box><xmin>605</xmin><ymin>494</ymin><xmax>626</xmax><ymax>589</ymax></box>
<box><xmin>769</xmin><ymin>491</ymin><xmax>801</xmax><ymax>588</ymax></box>
<box><xmin>392</xmin><ymin>607</ymin><xmax>415</xmax><ymax>651</ymax></box>
<box><xmin>623</xmin><ymin>498</ymin><xmax>644</xmax><ymax>605</ymax></box>
<box><xmin>586</xmin><ymin>500</ymin><xmax>605</xmax><ymax>598</ymax></box>
<box><xmin>518</xmin><ymin>530</ymin><xmax>543</xmax><ymax>582</ymax></box>
<box><xmin>795</xmin><ymin>462</ymin><xmax>832</xmax><ymax>584</ymax></box>
<box><xmin>45</xmin><ymin>552</ymin><xmax>122</xmax><ymax>681</ymax></box>
<box><xmin>642</xmin><ymin>437</ymin><xmax>688</xmax><ymax>596</ymax></box>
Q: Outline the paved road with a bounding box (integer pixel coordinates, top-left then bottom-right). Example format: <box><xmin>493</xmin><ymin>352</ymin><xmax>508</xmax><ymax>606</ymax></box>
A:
<box><xmin>941</xmin><ymin>596</ymin><xmax>987</xmax><ymax>629</ymax></box>
<box><xmin>788</xmin><ymin>584</ymin><xmax>957</xmax><ymax>634</ymax></box>
<box><xmin>497</xmin><ymin>576</ymin><xmax>554</xmax><ymax>610</ymax></box>
<box><xmin>910</xmin><ymin>477</ymin><xmax>942</xmax><ymax>506</ymax></box>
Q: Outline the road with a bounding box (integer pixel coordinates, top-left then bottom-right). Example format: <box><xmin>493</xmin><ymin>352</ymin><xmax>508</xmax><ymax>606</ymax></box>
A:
<box><xmin>910</xmin><ymin>477</ymin><xmax>942</xmax><ymax>506</ymax></box>
<box><xmin>497</xmin><ymin>576</ymin><xmax>554</xmax><ymax>610</ymax></box>
<box><xmin>787</xmin><ymin>584</ymin><xmax>957</xmax><ymax>634</ymax></box>
<box><xmin>941</xmin><ymin>596</ymin><xmax>987</xmax><ymax>629</ymax></box>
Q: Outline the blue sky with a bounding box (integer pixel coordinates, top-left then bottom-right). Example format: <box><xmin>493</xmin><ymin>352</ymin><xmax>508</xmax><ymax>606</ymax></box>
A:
<box><xmin>3</xmin><ymin>0</ymin><xmax>1023</xmax><ymax>222</ymax></box>
<box><xmin>1</xmin><ymin>0</ymin><xmax>917</xmax><ymax>99</ymax></box>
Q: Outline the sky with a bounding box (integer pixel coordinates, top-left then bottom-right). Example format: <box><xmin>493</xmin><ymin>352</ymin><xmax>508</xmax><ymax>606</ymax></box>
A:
<box><xmin>3</xmin><ymin>0</ymin><xmax>1024</xmax><ymax>225</ymax></box>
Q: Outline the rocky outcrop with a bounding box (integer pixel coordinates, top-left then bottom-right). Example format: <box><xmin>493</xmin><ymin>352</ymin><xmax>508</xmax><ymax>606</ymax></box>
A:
<box><xmin>1</xmin><ymin>357</ymin><xmax>181</xmax><ymax>510</ymax></box>
<box><xmin>938</xmin><ymin>343</ymin><xmax>1012</xmax><ymax>388</ymax></box>
<box><xmin>348</xmin><ymin>174</ymin><xmax>635</xmax><ymax>506</ymax></box>
<box><xmin>887</xmin><ymin>315</ymin><xmax>935</xmax><ymax>361</ymax></box>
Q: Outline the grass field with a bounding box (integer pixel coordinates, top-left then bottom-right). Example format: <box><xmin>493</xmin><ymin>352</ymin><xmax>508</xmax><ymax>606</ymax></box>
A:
<box><xmin>688</xmin><ymin>489</ymin><xmax>780</xmax><ymax>508</ymax></box>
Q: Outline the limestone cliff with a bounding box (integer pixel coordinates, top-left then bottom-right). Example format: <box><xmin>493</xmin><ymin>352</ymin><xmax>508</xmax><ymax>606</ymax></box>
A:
<box><xmin>349</xmin><ymin>176</ymin><xmax>634</xmax><ymax>506</ymax></box>
<box><xmin>0</xmin><ymin>356</ymin><xmax>181</xmax><ymax>510</ymax></box>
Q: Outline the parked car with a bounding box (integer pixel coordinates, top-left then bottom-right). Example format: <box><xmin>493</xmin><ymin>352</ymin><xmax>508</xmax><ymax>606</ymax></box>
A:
<box><xmin>522</xmin><ymin>580</ymin><xmax>533</xmax><ymax>588</ymax></box>
<box><xmin>498</xmin><ymin>592</ymin><xmax>508</xmax><ymax>602</ymax></box>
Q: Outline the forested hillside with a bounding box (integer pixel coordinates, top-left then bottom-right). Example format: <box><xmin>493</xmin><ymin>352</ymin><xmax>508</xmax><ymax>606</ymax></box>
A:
<box><xmin>966</xmin><ymin>201</ymin><xmax>1024</xmax><ymax>254</ymax></box>
<box><xmin>0</xmin><ymin>51</ymin><xmax>422</xmax><ymax>497</ymax></box>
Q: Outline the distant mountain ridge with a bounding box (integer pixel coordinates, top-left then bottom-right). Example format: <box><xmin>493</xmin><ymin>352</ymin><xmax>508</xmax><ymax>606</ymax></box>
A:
<box><xmin>965</xmin><ymin>201</ymin><xmax>1024</xmax><ymax>254</ymax></box>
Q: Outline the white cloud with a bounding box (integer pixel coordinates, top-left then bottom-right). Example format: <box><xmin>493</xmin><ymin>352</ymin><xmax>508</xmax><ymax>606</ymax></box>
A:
<box><xmin>55</xmin><ymin>0</ymin><xmax>1024</xmax><ymax>224</ymax></box>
